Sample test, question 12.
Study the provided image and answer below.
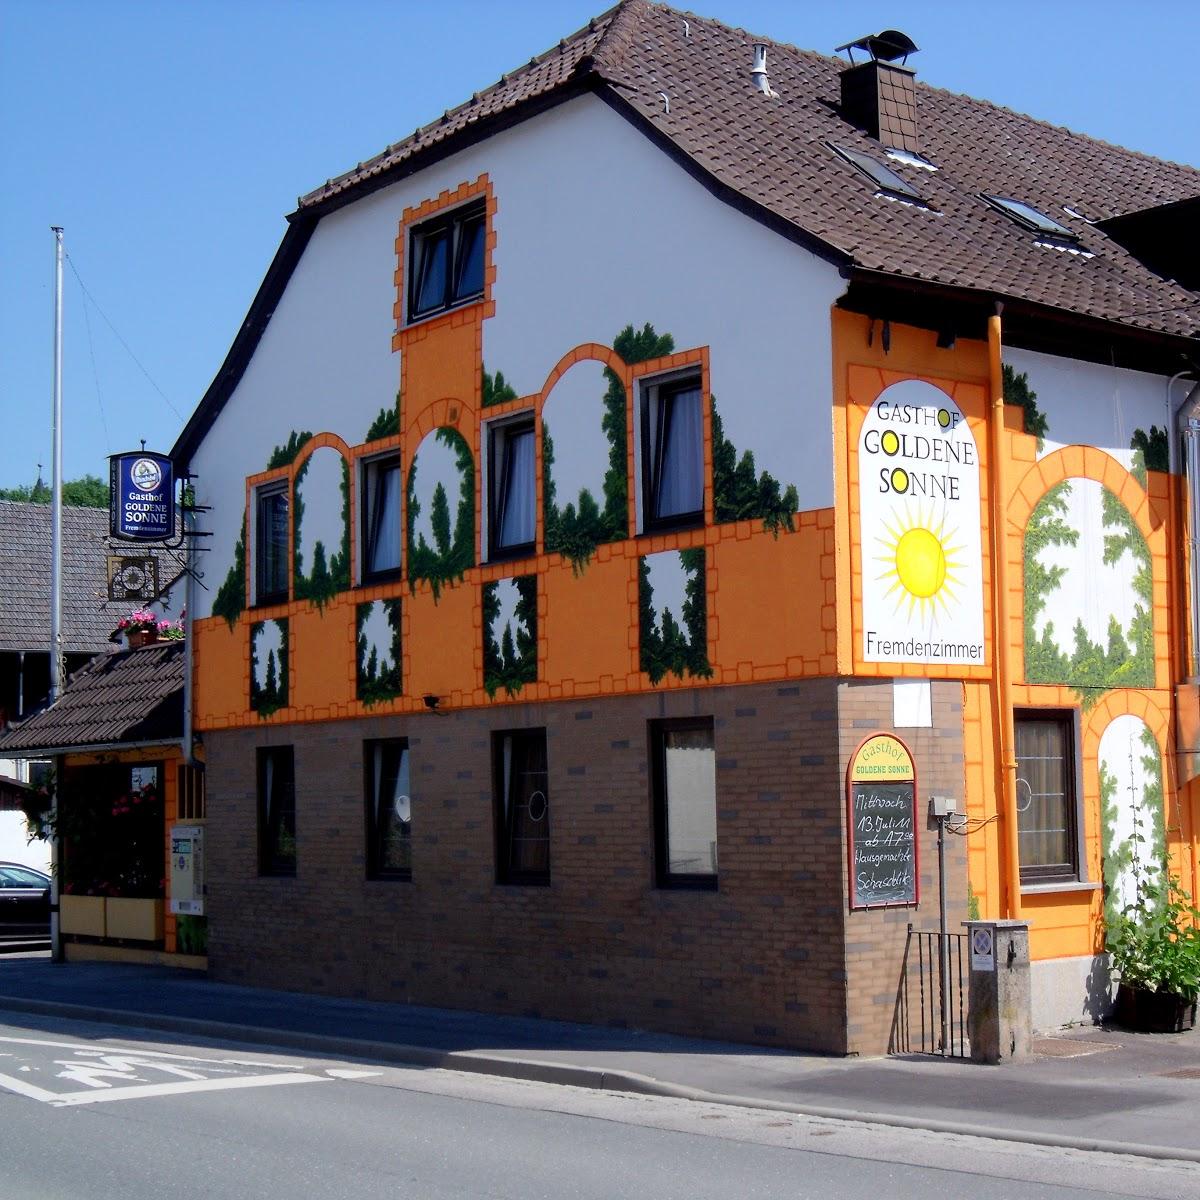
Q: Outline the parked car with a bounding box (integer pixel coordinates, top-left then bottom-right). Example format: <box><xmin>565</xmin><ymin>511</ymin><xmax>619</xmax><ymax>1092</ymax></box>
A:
<box><xmin>0</xmin><ymin>862</ymin><xmax>50</xmax><ymax>941</ymax></box>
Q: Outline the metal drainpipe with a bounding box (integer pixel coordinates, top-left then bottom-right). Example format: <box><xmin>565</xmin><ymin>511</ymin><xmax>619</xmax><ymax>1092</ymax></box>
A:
<box><xmin>988</xmin><ymin>308</ymin><xmax>1022</xmax><ymax>920</ymax></box>
<box><xmin>183</xmin><ymin>476</ymin><xmax>196</xmax><ymax>765</ymax></box>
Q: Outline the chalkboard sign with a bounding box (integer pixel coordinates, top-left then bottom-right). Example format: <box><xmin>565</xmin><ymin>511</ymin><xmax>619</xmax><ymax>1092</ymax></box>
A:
<box><xmin>847</xmin><ymin>734</ymin><xmax>919</xmax><ymax>909</ymax></box>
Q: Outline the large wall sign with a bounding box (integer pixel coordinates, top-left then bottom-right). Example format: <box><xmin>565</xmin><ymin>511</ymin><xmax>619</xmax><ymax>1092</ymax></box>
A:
<box><xmin>109</xmin><ymin>451</ymin><xmax>175</xmax><ymax>541</ymax></box>
<box><xmin>857</xmin><ymin>379</ymin><xmax>985</xmax><ymax>665</ymax></box>
<box><xmin>847</xmin><ymin>733</ymin><xmax>919</xmax><ymax>909</ymax></box>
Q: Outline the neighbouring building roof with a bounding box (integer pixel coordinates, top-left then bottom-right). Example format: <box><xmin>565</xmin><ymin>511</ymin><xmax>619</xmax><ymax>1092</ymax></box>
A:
<box><xmin>0</xmin><ymin>502</ymin><xmax>115</xmax><ymax>654</ymax></box>
<box><xmin>0</xmin><ymin>641</ymin><xmax>184</xmax><ymax>757</ymax></box>
<box><xmin>173</xmin><ymin>1</ymin><xmax>1200</xmax><ymax>465</ymax></box>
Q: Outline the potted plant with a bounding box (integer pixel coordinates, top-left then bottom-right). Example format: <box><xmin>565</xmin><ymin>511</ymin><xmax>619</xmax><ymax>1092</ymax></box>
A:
<box><xmin>1107</xmin><ymin>856</ymin><xmax>1200</xmax><ymax>1033</ymax></box>
<box><xmin>117</xmin><ymin>608</ymin><xmax>160</xmax><ymax>648</ymax></box>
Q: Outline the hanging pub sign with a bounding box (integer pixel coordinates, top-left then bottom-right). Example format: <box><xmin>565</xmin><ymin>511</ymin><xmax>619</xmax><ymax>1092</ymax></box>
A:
<box><xmin>846</xmin><ymin>733</ymin><xmax>919</xmax><ymax>909</ymax></box>
<box><xmin>109</xmin><ymin>451</ymin><xmax>174</xmax><ymax>541</ymax></box>
<box><xmin>106</xmin><ymin>554</ymin><xmax>159</xmax><ymax>602</ymax></box>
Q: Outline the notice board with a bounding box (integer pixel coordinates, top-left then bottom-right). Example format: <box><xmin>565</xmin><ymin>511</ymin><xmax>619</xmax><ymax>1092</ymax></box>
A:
<box><xmin>847</xmin><ymin>733</ymin><xmax>918</xmax><ymax>909</ymax></box>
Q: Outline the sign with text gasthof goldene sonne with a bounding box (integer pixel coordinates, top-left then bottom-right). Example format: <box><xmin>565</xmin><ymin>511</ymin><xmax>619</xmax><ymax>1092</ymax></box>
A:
<box><xmin>857</xmin><ymin>378</ymin><xmax>985</xmax><ymax>665</ymax></box>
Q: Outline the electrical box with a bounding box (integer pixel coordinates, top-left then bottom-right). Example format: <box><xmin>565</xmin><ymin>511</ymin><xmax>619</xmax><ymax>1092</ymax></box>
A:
<box><xmin>169</xmin><ymin>823</ymin><xmax>205</xmax><ymax>915</ymax></box>
<box><xmin>929</xmin><ymin>795</ymin><xmax>958</xmax><ymax>817</ymax></box>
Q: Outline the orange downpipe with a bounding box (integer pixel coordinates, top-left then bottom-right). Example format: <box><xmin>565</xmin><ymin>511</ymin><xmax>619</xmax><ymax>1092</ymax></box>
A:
<box><xmin>988</xmin><ymin>309</ymin><xmax>1023</xmax><ymax>920</ymax></box>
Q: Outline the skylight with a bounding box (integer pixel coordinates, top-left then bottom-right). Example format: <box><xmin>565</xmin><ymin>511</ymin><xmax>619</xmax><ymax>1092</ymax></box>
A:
<box><xmin>830</xmin><ymin>143</ymin><xmax>926</xmax><ymax>205</ymax></box>
<box><xmin>982</xmin><ymin>195</ymin><xmax>1075</xmax><ymax>239</ymax></box>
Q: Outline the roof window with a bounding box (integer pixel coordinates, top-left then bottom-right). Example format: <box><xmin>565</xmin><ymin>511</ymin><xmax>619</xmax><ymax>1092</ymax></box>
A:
<box><xmin>830</xmin><ymin>143</ymin><xmax>928</xmax><ymax>207</ymax></box>
<box><xmin>982</xmin><ymin>195</ymin><xmax>1075</xmax><ymax>240</ymax></box>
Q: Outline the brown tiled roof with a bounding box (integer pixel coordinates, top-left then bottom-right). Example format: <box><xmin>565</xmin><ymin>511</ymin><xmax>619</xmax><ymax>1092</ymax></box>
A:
<box><xmin>0</xmin><ymin>642</ymin><xmax>184</xmax><ymax>756</ymax></box>
<box><xmin>300</xmin><ymin>0</ymin><xmax>1200</xmax><ymax>342</ymax></box>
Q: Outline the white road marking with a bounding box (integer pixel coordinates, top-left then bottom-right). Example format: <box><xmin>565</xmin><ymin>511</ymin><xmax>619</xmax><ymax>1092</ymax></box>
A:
<box><xmin>0</xmin><ymin>1071</ymin><xmax>58</xmax><ymax>1103</ymax></box>
<box><xmin>50</xmin><ymin>1072</ymin><xmax>330</xmax><ymax>1107</ymax></box>
<box><xmin>326</xmin><ymin>1069</ymin><xmax>384</xmax><ymax>1079</ymax></box>
<box><xmin>0</xmin><ymin>1034</ymin><xmax>300</xmax><ymax>1069</ymax></box>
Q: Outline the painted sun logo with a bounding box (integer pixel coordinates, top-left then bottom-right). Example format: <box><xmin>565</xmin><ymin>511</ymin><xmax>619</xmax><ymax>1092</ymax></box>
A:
<box><xmin>875</xmin><ymin>508</ymin><xmax>965</xmax><ymax>622</ymax></box>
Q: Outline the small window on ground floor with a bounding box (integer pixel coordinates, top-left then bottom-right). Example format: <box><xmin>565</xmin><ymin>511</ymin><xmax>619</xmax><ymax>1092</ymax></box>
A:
<box><xmin>365</xmin><ymin>738</ymin><xmax>411</xmax><ymax>880</ymax></box>
<box><xmin>257</xmin><ymin>746</ymin><xmax>296</xmax><ymax>877</ymax></box>
<box><xmin>493</xmin><ymin>729</ymin><xmax>549</xmax><ymax>885</ymax></box>
<box><xmin>1014</xmin><ymin>710</ymin><xmax>1079</xmax><ymax>883</ymax></box>
<box><xmin>652</xmin><ymin>718</ymin><xmax>717</xmax><ymax>889</ymax></box>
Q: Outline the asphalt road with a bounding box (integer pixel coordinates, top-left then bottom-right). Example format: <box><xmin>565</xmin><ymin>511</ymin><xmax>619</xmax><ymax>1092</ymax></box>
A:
<box><xmin>0</xmin><ymin>1012</ymin><xmax>1195</xmax><ymax>1200</ymax></box>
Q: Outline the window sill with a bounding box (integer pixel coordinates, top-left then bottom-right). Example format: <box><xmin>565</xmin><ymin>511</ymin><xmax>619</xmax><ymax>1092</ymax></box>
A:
<box><xmin>401</xmin><ymin>294</ymin><xmax>485</xmax><ymax>332</ymax></box>
<box><xmin>358</xmin><ymin>570</ymin><xmax>403</xmax><ymax>590</ymax></box>
<box><xmin>486</xmin><ymin>546</ymin><xmax>536</xmax><ymax>567</ymax></box>
<box><xmin>1019</xmin><ymin>880</ymin><xmax>1101</xmax><ymax>896</ymax></box>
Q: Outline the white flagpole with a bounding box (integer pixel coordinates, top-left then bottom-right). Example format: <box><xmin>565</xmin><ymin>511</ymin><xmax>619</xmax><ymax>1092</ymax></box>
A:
<box><xmin>50</xmin><ymin>226</ymin><xmax>64</xmax><ymax>702</ymax></box>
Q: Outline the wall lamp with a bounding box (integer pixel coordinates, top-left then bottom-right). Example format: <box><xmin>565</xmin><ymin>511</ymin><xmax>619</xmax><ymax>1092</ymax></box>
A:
<box><xmin>422</xmin><ymin>693</ymin><xmax>441</xmax><ymax>711</ymax></box>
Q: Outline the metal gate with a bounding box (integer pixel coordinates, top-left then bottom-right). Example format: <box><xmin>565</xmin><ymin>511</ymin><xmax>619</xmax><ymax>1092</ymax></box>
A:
<box><xmin>889</xmin><ymin>925</ymin><xmax>968</xmax><ymax>1057</ymax></box>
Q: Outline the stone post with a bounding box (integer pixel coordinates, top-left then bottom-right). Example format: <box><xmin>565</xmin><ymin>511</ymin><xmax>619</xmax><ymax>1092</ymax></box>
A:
<box><xmin>964</xmin><ymin>919</ymin><xmax>1032</xmax><ymax>1063</ymax></box>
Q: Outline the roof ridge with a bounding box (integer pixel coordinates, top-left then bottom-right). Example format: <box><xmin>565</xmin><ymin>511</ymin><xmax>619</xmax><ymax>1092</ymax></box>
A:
<box><xmin>299</xmin><ymin>3</ymin><xmax>625</xmax><ymax>209</ymax></box>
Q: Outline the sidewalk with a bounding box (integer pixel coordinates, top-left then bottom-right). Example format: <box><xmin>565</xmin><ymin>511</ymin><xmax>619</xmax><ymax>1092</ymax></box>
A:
<box><xmin>1</xmin><ymin>956</ymin><xmax>1198</xmax><ymax>1162</ymax></box>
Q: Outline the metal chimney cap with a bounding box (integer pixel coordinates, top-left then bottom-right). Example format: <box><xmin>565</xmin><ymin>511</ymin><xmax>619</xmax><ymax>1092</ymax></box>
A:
<box><xmin>834</xmin><ymin>30</ymin><xmax>919</xmax><ymax>65</ymax></box>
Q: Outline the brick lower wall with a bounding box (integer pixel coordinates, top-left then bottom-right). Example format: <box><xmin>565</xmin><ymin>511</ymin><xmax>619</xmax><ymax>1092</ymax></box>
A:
<box><xmin>203</xmin><ymin>677</ymin><xmax>967</xmax><ymax>1054</ymax></box>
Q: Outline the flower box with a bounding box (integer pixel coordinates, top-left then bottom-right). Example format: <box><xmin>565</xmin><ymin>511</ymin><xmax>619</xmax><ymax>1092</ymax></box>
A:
<box><xmin>1114</xmin><ymin>982</ymin><xmax>1197</xmax><ymax>1034</ymax></box>
<box><xmin>60</xmin><ymin>895</ymin><xmax>106</xmax><ymax>938</ymax></box>
<box><xmin>105</xmin><ymin>897</ymin><xmax>164</xmax><ymax>942</ymax></box>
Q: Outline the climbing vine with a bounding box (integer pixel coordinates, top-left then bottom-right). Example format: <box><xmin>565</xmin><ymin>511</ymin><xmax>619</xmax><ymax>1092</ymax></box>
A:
<box><xmin>711</xmin><ymin>398</ymin><xmax>799</xmax><ymax>535</ymax></box>
<box><xmin>1002</xmin><ymin>365</ymin><xmax>1047</xmax><ymax>450</ymax></box>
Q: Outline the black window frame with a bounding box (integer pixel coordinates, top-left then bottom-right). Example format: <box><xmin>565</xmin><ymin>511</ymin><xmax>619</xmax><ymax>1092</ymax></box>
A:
<box><xmin>364</xmin><ymin>737</ymin><xmax>412</xmax><ymax>881</ymax></box>
<box><xmin>255</xmin><ymin>479</ymin><xmax>290</xmax><ymax>607</ymax></box>
<box><xmin>406</xmin><ymin>199</ymin><xmax>487</xmax><ymax>323</ymax></box>
<box><xmin>640</xmin><ymin>370</ymin><xmax>705</xmax><ymax>534</ymax></box>
<box><xmin>1014</xmin><ymin>708</ymin><xmax>1081</xmax><ymax>884</ymax></box>
<box><xmin>829</xmin><ymin>142</ymin><xmax>928</xmax><ymax>207</ymax></box>
<box><xmin>257</xmin><ymin>745</ymin><xmax>296</xmax><ymax>877</ymax></box>
<box><xmin>487</xmin><ymin>413</ymin><xmax>537</xmax><ymax>562</ymax></box>
<box><xmin>981</xmin><ymin>194</ymin><xmax>1079</xmax><ymax>245</ymax></box>
<box><xmin>492</xmin><ymin>728</ymin><xmax>551</xmax><ymax>886</ymax></box>
<box><xmin>651</xmin><ymin>717</ymin><xmax>718</xmax><ymax>891</ymax></box>
<box><xmin>360</xmin><ymin>452</ymin><xmax>402</xmax><ymax>584</ymax></box>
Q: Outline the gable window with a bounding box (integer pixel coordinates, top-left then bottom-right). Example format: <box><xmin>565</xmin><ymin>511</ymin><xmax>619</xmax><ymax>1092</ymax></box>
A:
<box><xmin>493</xmin><ymin>729</ymin><xmax>550</xmax><ymax>885</ymax></box>
<box><xmin>257</xmin><ymin>746</ymin><xmax>296</xmax><ymax>877</ymax></box>
<box><xmin>487</xmin><ymin>415</ymin><xmax>536</xmax><ymax>560</ymax></box>
<box><xmin>365</xmin><ymin>738</ymin><xmax>411</xmax><ymax>880</ymax></box>
<box><xmin>362</xmin><ymin>454</ymin><xmax>401</xmax><ymax>581</ymax></box>
<box><xmin>255</xmin><ymin>480</ymin><xmax>290</xmax><ymax>605</ymax></box>
<box><xmin>641</xmin><ymin>372</ymin><xmax>704</xmax><ymax>532</ymax></box>
<box><xmin>407</xmin><ymin>200</ymin><xmax>486</xmax><ymax>322</ymax></box>
<box><xmin>1014</xmin><ymin>710</ymin><xmax>1080</xmax><ymax>883</ymax></box>
<box><xmin>652</xmin><ymin>719</ymin><xmax>718</xmax><ymax>889</ymax></box>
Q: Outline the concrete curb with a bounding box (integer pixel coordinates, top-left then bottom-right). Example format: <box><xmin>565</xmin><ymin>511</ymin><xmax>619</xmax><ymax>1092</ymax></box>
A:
<box><xmin>2</xmin><ymin>995</ymin><xmax>1197</xmax><ymax>1166</ymax></box>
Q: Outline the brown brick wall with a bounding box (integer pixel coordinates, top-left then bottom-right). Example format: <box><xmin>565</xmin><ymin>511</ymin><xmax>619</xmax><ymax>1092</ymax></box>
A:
<box><xmin>838</xmin><ymin>679</ymin><xmax>969</xmax><ymax>1056</ymax></box>
<box><xmin>204</xmin><ymin>677</ymin><xmax>966</xmax><ymax>1054</ymax></box>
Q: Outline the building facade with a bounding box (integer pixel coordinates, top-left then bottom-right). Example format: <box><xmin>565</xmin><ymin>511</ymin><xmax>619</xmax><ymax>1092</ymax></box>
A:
<box><xmin>173</xmin><ymin>3</ymin><xmax>1200</xmax><ymax>1053</ymax></box>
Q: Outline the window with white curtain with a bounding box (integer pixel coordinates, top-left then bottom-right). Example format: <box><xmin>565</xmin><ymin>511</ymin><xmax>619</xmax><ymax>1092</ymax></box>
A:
<box><xmin>651</xmin><ymin>718</ymin><xmax>718</xmax><ymax>889</ymax></box>
<box><xmin>1014</xmin><ymin>710</ymin><xmax>1079</xmax><ymax>882</ymax></box>
<box><xmin>362</xmin><ymin>454</ymin><xmax>401</xmax><ymax>581</ymax></box>
<box><xmin>364</xmin><ymin>738</ymin><xmax>411</xmax><ymax>880</ymax></box>
<box><xmin>488</xmin><ymin>415</ymin><xmax>536</xmax><ymax>560</ymax></box>
<box><xmin>640</xmin><ymin>372</ymin><xmax>704</xmax><ymax>532</ymax></box>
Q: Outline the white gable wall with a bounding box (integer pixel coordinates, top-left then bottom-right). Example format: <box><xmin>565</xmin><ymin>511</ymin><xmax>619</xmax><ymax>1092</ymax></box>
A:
<box><xmin>190</xmin><ymin>94</ymin><xmax>846</xmax><ymax>617</ymax></box>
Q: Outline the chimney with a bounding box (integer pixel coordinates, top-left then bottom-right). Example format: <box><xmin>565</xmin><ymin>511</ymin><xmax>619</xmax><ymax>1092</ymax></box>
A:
<box><xmin>835</xmin><ymin>30</ymin><xmax>920</xmax><ymax>154</ymax></box>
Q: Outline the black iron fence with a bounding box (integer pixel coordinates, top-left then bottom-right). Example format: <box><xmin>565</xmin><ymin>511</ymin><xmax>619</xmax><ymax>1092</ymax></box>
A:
<box><xmin>889</xmin><ymin>925</ymin><xmax>968</xmax><ymax>1058</ymax></box>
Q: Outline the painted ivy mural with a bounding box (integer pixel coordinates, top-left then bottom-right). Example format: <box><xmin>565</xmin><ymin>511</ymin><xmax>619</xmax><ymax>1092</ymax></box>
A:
<box><xmin>1130</xmin><ymin>426</ymin><xmax>1168</xmax><ymax>474</ymax></box>
<box><xmin>357</xmin><ymin>600</ymin><xmax>402</xmax><ymax>706</ymax></box>
<box><xmin>213</xmin><ymin>511</ymin><xmax>247</xmax><ymax>630</ymax></box>
<box><xmin>542</xmin><ymin>324</ymin><xmax>670</xmax><ymax>573</ymax></box>
<box><xmin>483</xmin><ymin>576</ymin><xmax>537</xmax><ymax>697</ymax></box>
<box><xmin>482</xmin><ymin>368</ymin><xmax>518</xmax><ymax>408</ymax></box>
<box><xmin>212</xmin><ymin>431</ymin><xmax>312</xmax><ymax>629</ymax></box>
<box><xmin>293</xmin><ymin>447</ymin><xmax>351</xmax><ymax>611</ymax></box>
<box><xmin>365</xmin><ymin>404</ymin><xmax>399</xmax><ymax>441</ymax></box>
<box><xmin>1024</xmin><ymin>474</ymin><xmax>1153</xmax><ymax>707</ymax></box>
<box><xmin>639</xmin><ymin>548</ymin><xmax>712</xmax><ymax>685</ymax></box>
<box><xmin>711</xmin><ymin>398</ymin><xmax>799</xmax><ymax>535</ymax></box>
<box><xmin>407</xmin><ymin>426</ymin><xmax>474</xmax><ymax>600</ymax></box>
<box><xmin>250</xmin><ymin>618</ymin><xmax>289</xmax><ymax>717</ymax></box>
<box><xmin>1099</xmin><ymin>716</ymin><xmax>1165</xmax><ymax>930</ymax></box>
<box><xmin>1002</xmin><ymin>365</ymin><xmax>1048</xmax><ymax>450</ymax></box>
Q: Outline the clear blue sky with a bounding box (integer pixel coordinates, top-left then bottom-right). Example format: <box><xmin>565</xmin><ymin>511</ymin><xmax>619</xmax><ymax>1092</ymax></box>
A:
<box><xmin>3</xmin><ymin>0</ymin><xmax>1197</xmax><ymax>491</ymax></box>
